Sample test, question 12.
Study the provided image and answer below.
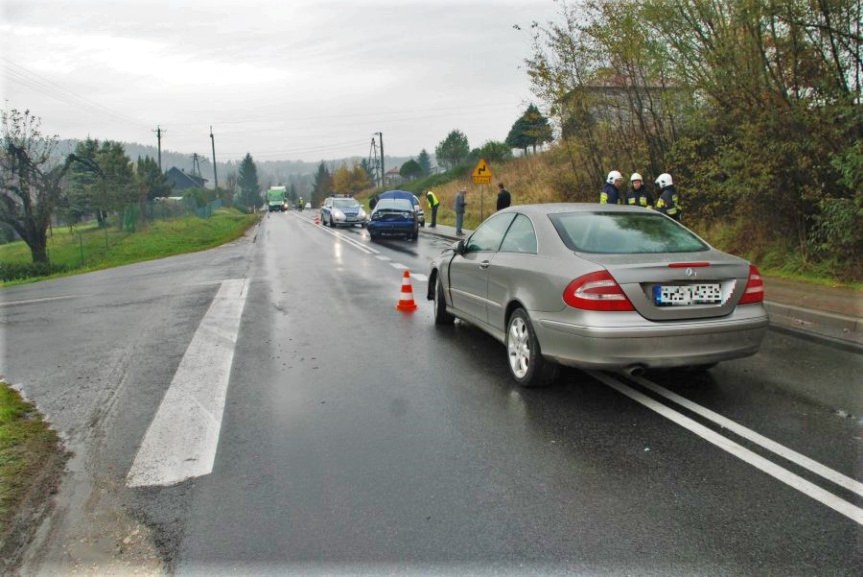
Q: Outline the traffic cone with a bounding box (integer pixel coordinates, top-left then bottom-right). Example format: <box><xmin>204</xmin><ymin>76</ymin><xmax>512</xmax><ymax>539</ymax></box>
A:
<box><xmin>396</xmin><ymin>269</ymin><xmax>418</xmax><ymax>312</ymax></box>
<box><xmin>314</xmin><ymin>215</ymin><xmax>320</xmax><ymax>225</ymax></box>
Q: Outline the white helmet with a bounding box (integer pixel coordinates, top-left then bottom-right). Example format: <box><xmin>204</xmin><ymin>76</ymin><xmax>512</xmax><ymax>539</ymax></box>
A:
<box><xmin>630</xmin><ymin>172</ymin><xmax>643</xmax><ymax>182</ymax></box>
<box><xmin>607</xmin><ymin>170</ymin><xmax>623</xmax><ymax>184</ymax></box>
<box><xmin>655</xmin><ymin>173</ymin><xmax>673</xmax><ymax>188</ymax></box>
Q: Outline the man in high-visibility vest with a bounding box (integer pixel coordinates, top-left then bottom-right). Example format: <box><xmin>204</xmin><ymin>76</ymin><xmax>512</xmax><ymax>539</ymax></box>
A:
<box><xmin>426</xmin><ymin>190</ymin><xmax>440</xmax><ymax>228</ymax></box>
<box><xmin>655</xmin><ymin>173</ymin><xmax>681</xmax><ymax>221</ymax></box>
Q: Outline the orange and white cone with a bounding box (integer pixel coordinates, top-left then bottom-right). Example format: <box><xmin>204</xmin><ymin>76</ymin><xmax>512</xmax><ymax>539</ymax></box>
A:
<box><xmin>314</xmin><ymin>215</ymin><xmax>320</xmax><ymax>225</ymax></box>
<box><xmin>396</xmin><ymin>269</ymin><xmax>418</xmax><ymax>313</ymax></box>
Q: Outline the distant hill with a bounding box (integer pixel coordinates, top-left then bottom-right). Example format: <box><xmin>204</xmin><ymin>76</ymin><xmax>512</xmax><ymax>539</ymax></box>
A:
<box><xmin>53</xmin><ymin>139</ymin><xmax>421</xmax><ymax>194</ymax></box>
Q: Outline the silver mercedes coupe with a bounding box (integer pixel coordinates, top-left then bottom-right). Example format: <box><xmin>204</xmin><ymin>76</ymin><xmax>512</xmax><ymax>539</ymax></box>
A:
<box><xmin>427</xmin><ymin>204</ymin><xmax>769</xmax><ymax>387</ymax></box>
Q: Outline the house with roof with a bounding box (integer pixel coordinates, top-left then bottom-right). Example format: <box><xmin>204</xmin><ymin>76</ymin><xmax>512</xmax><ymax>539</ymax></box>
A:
<box><xmin>165</xmin><ymin>167</ymin><xmax>208</xmax><ymax>191</ymax></box>
<box><xmin>384</xmin><ymin>166</ymin><xmax>403</xmax><ymax>187</ymax></box>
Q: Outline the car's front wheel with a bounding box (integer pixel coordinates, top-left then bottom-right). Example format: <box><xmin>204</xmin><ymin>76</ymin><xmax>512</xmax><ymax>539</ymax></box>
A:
<box><xmin>506</xmin><ymin>309</ymin><xmax>558</xmax><ymax>388</ymax></box>
<box><xmin>433</xmin><ymin>276</ymin><xmax>454</xmax><ymax>325</ymax></box>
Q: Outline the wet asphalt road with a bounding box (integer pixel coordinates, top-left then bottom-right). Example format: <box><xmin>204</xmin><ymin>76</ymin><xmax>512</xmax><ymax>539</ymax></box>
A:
<box><xmin>3</xmin><ymin>211</ymin><xmax>862</xmax><ymax>576</ymax></box>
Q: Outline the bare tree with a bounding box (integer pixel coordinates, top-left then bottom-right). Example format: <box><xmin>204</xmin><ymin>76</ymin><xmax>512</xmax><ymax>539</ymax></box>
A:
<box><xmin>0</xmin><ymin>109</ymin><xmax>66</xmax><ymax>263</ymax></box>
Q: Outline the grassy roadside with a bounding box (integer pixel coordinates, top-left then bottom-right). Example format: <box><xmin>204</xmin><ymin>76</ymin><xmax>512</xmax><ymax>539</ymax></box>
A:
<box><xmin>0</xmin><ymin>208</ymin><xmax>260</xmax><ymax>286</ymax></box>
<box><xmin>0</xmin><ymin>382</ymin><xmax>69</xmax><ymax>574</ymax></box>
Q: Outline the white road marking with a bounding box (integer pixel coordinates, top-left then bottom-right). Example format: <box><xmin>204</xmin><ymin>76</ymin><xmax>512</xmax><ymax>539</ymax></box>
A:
<box><xmin>126</xmin><ymin>278</ymin><xmax>249</xmax><ymax>488</ymax></box>
<box><xmin>319</xmin><ymin>226</ymin><xmax>378</xmax><ymax>255</ymax></box>
<box><xmin>589</xmin><ymin>370</ymin><xmax>863</xmax><ymax>526</ymax></box>
<box><xmin>0</xmin><ymin>294</ymin><xmax>83</xmax><ymax>307</ymax></box>
<box><xmin>293</xmin><ymin>212</ymin><xmax>428</xmax><ymax>282</ymax></box>
<box><xmin>630</xmin><ymin>374</ymin><xmax>863</xmax><ymax>498</ymax></box>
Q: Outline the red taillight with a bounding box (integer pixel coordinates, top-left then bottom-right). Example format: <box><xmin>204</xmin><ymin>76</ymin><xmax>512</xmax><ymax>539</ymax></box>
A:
<box><xmin>739</xmin><ymin>264</ymin><xmax>765</xmax><ymax>305</ymax></box>
<box><xmin>563</xmin><ymin>271</ymin><xmax>635</xmax><ymax>311</ymax></box>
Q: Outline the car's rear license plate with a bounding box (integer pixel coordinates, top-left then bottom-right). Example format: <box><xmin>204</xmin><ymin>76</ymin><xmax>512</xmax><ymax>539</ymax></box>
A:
<box><xmin>654</xmin><ymin>284</ymin><xmax>722</xmax><ymax>306</ymax></box>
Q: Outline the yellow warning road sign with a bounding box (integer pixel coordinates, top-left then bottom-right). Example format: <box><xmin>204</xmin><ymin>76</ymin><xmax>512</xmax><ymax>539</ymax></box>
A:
<box><xmin>472</xmin><ymin>158</ymin><xmax>492</xmax><ymax>184</ymax></box>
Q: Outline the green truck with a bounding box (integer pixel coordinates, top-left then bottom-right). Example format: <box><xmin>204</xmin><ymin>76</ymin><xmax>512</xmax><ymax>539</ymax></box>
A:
<box><xmin>266</xmin><ymin>186</ymin><xmax>287</xmax><ymax>212</ymax></box>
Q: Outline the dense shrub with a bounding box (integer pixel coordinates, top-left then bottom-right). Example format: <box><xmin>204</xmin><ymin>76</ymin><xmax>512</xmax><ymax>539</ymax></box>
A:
<box><xmin>0</xmin><ymin>262</ymin><xmax>70</xmax><ymax>282</ymax></box>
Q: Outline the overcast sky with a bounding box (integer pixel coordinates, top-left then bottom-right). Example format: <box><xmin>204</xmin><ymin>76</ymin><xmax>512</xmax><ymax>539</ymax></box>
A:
<box><xmin>1</xmin><ymin>0</ymin><xmax>562</xmax><ymax>163</ymax></box>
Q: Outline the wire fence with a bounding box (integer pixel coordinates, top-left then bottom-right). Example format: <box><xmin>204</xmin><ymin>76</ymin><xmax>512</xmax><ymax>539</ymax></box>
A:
<box><xmin>1</xmin><ymin>198</ymin><xmax>227</xmax><ymax>281</ymax></box>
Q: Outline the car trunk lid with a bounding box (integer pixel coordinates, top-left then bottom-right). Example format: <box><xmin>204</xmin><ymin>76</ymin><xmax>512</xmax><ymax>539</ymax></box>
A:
<box><xmin>578</xmin><ymin>252</ymin><xmax>752</xmax><ymax>321</ymax></box>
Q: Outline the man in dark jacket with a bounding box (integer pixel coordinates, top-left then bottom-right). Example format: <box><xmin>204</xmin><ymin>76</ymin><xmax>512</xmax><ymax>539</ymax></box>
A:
<box><xmin>454</xmin><ymin>189</ymin><xmax>467</xmax><ymax>235</ymax></box>
<box><xmin>600</xmin><ymin>171</ymin><xmax>624</xmax><ymax>204</ymax></box>
<box><xmin>496</xmin><ymin>182</ymin><xmax>511</xmax><ymax>210</ymax></box>
<box><xmin>626</xmin><ymin>173</ymin><xmax>654</xmax><ymax>208</ymax></box>
<box><xmin>654</xmin><ymin>173</ymin><xmax>681</xmax><ymax>221</ymax></box>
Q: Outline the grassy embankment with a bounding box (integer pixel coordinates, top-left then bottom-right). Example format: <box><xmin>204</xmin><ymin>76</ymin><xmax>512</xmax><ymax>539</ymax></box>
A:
<box><xmin>362</xmin><ymin>155</ymin><xmax>862</xmax><ymax>289</ymax></box>
<box><xmin>0</xmin><ymin>207</ymin><xmax>259</xmax><ymax>286</ymax></box>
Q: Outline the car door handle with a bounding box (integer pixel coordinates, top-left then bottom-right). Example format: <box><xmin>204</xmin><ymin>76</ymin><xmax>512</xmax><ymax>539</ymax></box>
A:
<box><xmin>480</xmin><ymin>261</ymin><xmax>490</xmax><ymax>269</ymax></box>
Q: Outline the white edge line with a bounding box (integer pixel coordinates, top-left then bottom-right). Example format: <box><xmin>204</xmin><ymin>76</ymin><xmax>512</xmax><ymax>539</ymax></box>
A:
<box><xmin>631</xmin><ymin>374</ymin><xmax>863</xmax><ymax>498</ymax></box>
<box><xmin>0</xmin><ymin>295</ymin><xmax>83</xmax><ymax>307</ymax></box>
<box><xmin>589</xmin><ymin>370</ymin><xmax>863</xmax><ymax>526</ymax></box>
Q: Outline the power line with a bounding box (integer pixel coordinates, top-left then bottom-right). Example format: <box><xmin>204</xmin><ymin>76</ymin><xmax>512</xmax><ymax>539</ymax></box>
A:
<box><xmin>1</xmin><ymin>57</ymin><xmax>151</xmax><ymax>129</ymax></box>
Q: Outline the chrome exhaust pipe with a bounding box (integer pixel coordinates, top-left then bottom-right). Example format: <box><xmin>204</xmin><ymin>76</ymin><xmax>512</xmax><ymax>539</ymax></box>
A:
<box><xmin>625</xmin><ymin>364</ymin><xmax>646</xmax><ymax>377</ymax></box>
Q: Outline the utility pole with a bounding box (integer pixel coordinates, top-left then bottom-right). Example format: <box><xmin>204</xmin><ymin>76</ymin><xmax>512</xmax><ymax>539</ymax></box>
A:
<box><xmin>191</xmin><ymin>153</ymin><xmax>202</xmax><ymax>178</ymax></box>
<box><xmin>368</xmin><ymin>137</ymin><xmax>380</xmax><ymax>188</ymax></box>
<box><xmin>375</xmin><ymin>132</ymin><xmax>385</xmax><ymax>188</ymax></box>
<box><xmin>154</xmin><ymin>126</ymin><xmax>164</xmax><ymax>172</ymax></box>
<box><xmin>210</xmin><ymin>126</ymin><xmax>219</xmax><ymax>189</ymax></box>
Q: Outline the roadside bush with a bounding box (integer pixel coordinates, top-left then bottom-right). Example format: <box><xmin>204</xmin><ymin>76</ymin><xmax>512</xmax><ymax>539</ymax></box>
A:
<box><xmin>809</xmin><ymin>197</ymin><xmax>863</xmax><ymax>280</ymax></box>
<box><xmin>183</xmin><ymin>187</ymin><xmax>218</xmax><ymax>208</ymax></box>
<box><xmin>0</xmin><ymin>262</ymin><xmax>70</xmax><ymax>282</ymax></box>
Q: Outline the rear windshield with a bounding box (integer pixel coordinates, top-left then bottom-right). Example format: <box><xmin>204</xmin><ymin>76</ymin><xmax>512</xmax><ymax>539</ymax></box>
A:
<box><xmin>375</xmin><ymin>199</ymin><xmax>413</xmax><ymax>212</ymax></box>
<box><xmin>549</xmin><ymin>212</ymin><xmax>709</xmax><ymax>254</ymax></box>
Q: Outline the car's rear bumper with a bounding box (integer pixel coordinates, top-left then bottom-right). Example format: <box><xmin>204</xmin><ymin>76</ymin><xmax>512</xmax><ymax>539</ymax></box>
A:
<box><xmin>368</xmin><ymin>223</ymin><xmax>416</xmax><ymax>236</ymax></box>
<box><xmin>534</xmin><ymin>306</ymin><xmax>769</xmax><ymax>371</ymax></box>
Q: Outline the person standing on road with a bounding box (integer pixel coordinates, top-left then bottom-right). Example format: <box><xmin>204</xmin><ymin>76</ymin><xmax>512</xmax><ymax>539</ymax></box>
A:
<box><xmin>454</xmin><ymin>188</ymin><xmax>467</xmax><ymax>235</ymax></box>
<box><xmin>655</xmin><ymin>173</ymin><xmax>681</xmax><ymax>221</ymax></box>
<box><xmin>626</xmin><ymin>173</ymin><xmax>653</xmax><ymax>208</ymax></box>
<box><xmin>496</xmin><ymin>182</ymin><xmax>511</xmax><ymax>211</ymax></box>
<box><xmin>600</xmin><ymin>171</ymin><xmax>624</xmax><ymax>205</ymax></box>
<box><xmin>369</xmin><ymin>194</ymin><xmax>378</xmax><ymax>210</ymax></box>
<box><xmin>426</xmin><ymin>190</ymin><xmax>440</xmax><ymax>227</ymax></box>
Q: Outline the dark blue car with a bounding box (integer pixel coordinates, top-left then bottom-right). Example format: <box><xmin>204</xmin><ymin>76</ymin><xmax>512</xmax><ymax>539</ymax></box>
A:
<box><xmin>367</xmin><ymin>197</ymin><xmax>418</xmax><ymax>241</ymax></box>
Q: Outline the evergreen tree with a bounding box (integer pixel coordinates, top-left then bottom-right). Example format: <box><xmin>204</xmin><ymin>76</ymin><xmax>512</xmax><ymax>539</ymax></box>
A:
<box><xmin>92</xmin><ymin>141</ymin><xmax>135</xmax><ymax>226</ymax></box>
<box><xmin>237</xmin><ymin>153</ymin><xmax>261</xmax><ymax>208</ymax></box>
<box><xmin>312</xmin><ymin>161</ymin><xmax>333</xmax><ymax>207</ymax></box>
<box><xmin>417</xmin><ymin>149</ymin><xmax>432</xmax><ymax>175</ymax></box>
<box><xmin>136</xmin><ymin>156</ymin><xmax>172</xmax><ymax>201</ymax></box>
<box><xmin>66</xmin><ymin>138</ymin><xmax>101</xmax><ymax>223</ymax></box>
<box><xmin>400</xmin><ymin>159</ymin><xmax>423</xmax><ymax>180</ymax></box>
<box><xmin>506</xmin><ymin>104</ymin><xmax>553</xmax><ymax>155</ymax></box>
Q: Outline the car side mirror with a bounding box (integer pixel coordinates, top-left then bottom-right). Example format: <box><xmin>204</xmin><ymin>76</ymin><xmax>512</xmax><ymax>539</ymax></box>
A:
<box><xmin>455</xmin><ymin>240</ymin><xmax>466</xmax><ymax>255</ymax></box>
